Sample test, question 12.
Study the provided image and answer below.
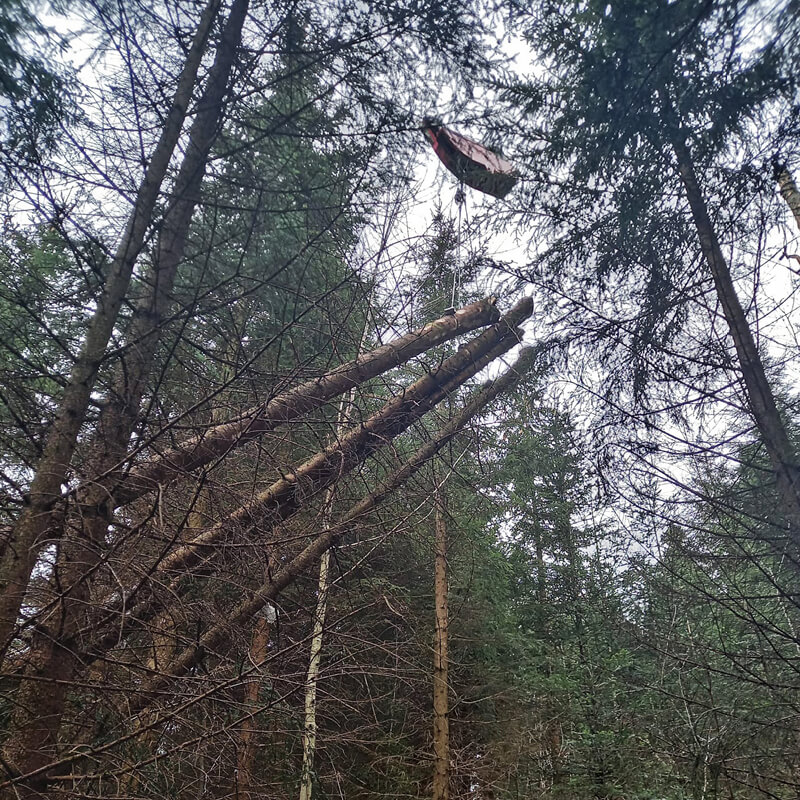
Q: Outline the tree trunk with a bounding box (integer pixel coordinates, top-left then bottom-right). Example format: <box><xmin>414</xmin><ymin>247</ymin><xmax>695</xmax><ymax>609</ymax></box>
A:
<box><xmin>299</xmin><ymin>547</ymin><xmax>331</xmax><ymax>800</ymax></box>
<box><xmin>74</xmin><ymin>0</ymin><xmax>251</xmax><ymax>568</ymax></box>
<box><xmin>299</xmin><ymin>324</ymin><xmax>365</xmax><ymax>800</ymax></box>
<box><xmin>775</xmin><ymin>162</ymin><xmax>800</xmax><ymax>232</ymax></box>
<box><xmin>534</xmin><ymin>526</ymin><xmax>546</xmax><ymax>633</ymax></box>
<box><xmin>78</xmin><ymin>300</ymin><xmax>532</xmax><ymax>662</ymax></box>
<box><xmin>109</xmin><ymin>298</ymin><xmax>500</xmax><ymax>507</ymax></box>
<box><xmin>86</xmin><ymin>0</ymin><xmax>251</xmax><ymax>497</ymax></box>
<box><xmin>670</xmin><ymin>134</ymin><xmax>800</xmax><ymax>539</ymax></box>
<box><xmin>432</xmin><ymin>479</ymin><xmax>450</xmax><ymax>800</ymax></box>
<box><xmin>1</xmin><ymin>2</ymin><xmax>251</xmax><ymax>786</ymax></box>
<box><xmin>236</xmin><ymin>606</ymin><xmax>274</xmax><ymax>800</ymax></box>
<box><xmin>0</xmin><ymin>0</ymin><xmax>223</xmax><ymax>658</ymax></box>
<box><xmin>0</xmin><ymin>348</ymin><xmax>536</xmax><ymax>796</ymax></box>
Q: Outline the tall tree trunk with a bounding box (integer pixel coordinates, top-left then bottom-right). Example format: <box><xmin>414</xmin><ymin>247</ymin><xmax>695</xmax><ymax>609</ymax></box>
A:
<box><xmin>0</xmin><ymin>348</ymin><xmax>536</xmax><ymax>797</ymax></box>
<box><xmin>86</xmin><ymin>0</ymin><xmax>250</xmax><ymax>496</ymax></box>
<box><xmin>670</xmin><ymin>134</ymin><xmax>800</xmax><ymax>538</ymax></box>
<box><xmin>236</xmin><ymin>604</ymin><xmax>274</xmax><ymax>800</ymax></box>
<box><xmin>76</xmin><ymin>0</ymin><xmax>251</xmax><ymax>562</ymax></box>
<box><xmin>432</xmin><ymin>478</ymin><xmax>450</xmax><ymax>800</ymax></box>
<box><xmin>534</xmin><ymin>526</ymin><xmax>547</xmax><ymax>634</ymax></box>
<box><xmin>775</xmin><ymin>161</ymin><xmax>800</xmax><ymax>232</ymax></box>
<box><xmin>0</xmin><ymin>0</ymin><xmax>223</xmax><ymax>657</ymax></box>
<box><xmin>299</xmin><ymin>361</ymin><xmax>364</xmax><ymax>800</ymax></box>
<box><xmin>1</xmin><ymin>2</ymin><xmax>251</xmax><ymax>787</ymax></box>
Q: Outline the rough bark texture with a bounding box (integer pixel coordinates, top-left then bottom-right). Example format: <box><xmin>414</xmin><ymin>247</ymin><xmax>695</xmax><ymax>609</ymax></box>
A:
<box><xmin>125</xmin><ymin>345</ymin><xmax>537</xmax><ymax>715</ymax></box>
<box><xmin>236</xmin><ymin>608</ymin><xmax>273</xmax><ymax>800</ymax></box>
<box><xmin>109</xmin><ymin>298</ymin><xmax>500</xmax><ymax>507</ymax></box>
<box><xmin>432</xmin><ymin>481</ymin><xmax>450</xmax><ymax>800</ymax></box>
<box><xmin>0</xmin><ymin>346</ymin><xmax>536</xmax><ymax>795</ymax></box>
<box><xmin>775</xmin><ymin>162</ymin><xmax>800</xmax><ymax>232</ymax></box>
<box><xmin>1</xmin><ymin>2</ymin><xmax>251</xmax><ymax>787</ymax></box>
<box><xmin>671</xmin><ymin>135</ymin><xmax>800</xmax><ymax>538</ymax></box>
<box><xmin>0</xmin><ymin>0</ymin><xmax>223</xmax><ymax>658</ymax></box>
<box><xmin>79</xmin><ymin>299</ymin><xmax>531</xmax><ymax>661</ymax></box>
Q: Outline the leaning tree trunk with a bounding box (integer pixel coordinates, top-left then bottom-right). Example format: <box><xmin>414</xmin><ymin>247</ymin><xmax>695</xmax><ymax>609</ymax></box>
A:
<box><xmin>432</xmin><ymin>476</ymin><xmax>450</xmax><ymax>800</ymax></box>
<box><xmin>0</xmin><ymin>0</ymin><xmax>223</xmax><ymax>657</ymax></box>
<box><xmin>75</xmin><ymin>300</ymin><xmax>532</xmax><ymax>665</ymax></box>
<box><xmin>669</xmin><ymin>133</ymin><xmax>800</xmax><ymax>539</ymax></box>
<box><xmin>112</xmin><ymin>312</ymin><xmax>529</xmax><ymax>679</ymax></box>
<box><xmin>109</xmin><ymin>298</ymin><xmax>499</xmax><ymax>507</ymax></box>
<box><xmin>128</xmin><ymin>347</ymin><xmax>529</xmax><ymax>712</ymax></box>
<box><xmin>0</xmin><ymin>347</ymin><xmax>536</xmax><ymax>798</ymax></box>
<box><xmin>1</xmin><ymin>1</ymin><xmax>251</xmax><ymax>788</ymax></box>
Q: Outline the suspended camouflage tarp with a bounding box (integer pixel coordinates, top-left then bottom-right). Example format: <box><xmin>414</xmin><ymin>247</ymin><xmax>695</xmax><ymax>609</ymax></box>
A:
<box><xmin>422</xmin><ymin>118</ymin><xmax>517</xmax><ymax>199</ymax></box>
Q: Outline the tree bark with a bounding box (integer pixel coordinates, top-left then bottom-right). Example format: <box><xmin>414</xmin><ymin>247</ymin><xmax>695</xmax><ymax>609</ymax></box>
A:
<box><xmin>78</xmin><ymin>299</ymin><xmax>532</xmax><ymax>662</ymax></box>
<box><xmin>670</xmin><ymin>134</ymin><xmax>800</xmax><ymax>538</ymax></box>
<box><xmin>108</xmin><ymin>298</ymin><xmax>500</xmax><ymax>507</ymax></box>
<box><xmin>0</xmin><ymin>0</ymin><xmax>223</xmax><ymax>658</ymax></box>
<box><xmin>236</xmin><ymin>605</ymin><xmax>274</xmax><ymax>800</ymax></box>
<box><xmin>775</xmin><ymin>162</ymin><xmax>800</xmax><ymax>232</ymax></box>
<box><xmin>432</xmin><ymin>478</ymin><xmax>450</xmax><ymax>800</ymax></box>
<box><xmin>1</xmin><ymin>1</ymin><xmax>251</xmax><ymax>787</ymax></box>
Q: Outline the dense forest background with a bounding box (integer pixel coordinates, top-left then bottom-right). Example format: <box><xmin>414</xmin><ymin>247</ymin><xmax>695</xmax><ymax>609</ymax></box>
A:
<box><xmin>0</xmin><ymin>0</ymin><xmax>799</xmax><ymax>798</ymax></box>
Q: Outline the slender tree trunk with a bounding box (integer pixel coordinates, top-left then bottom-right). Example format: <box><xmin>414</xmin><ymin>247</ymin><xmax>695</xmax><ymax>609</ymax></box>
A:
<box><xmin>775</xmin><ymin>162</ymin><xmax>800</xmax><ymax>232</ymax></box>
<box><xmin>1</xmin><ymin>3</ymin><xmax>251</xmax><ymax>786</ymax></box>
<box><xmin>299</xmin><ymin>547</ymin><xmax>330</xmax><ymax>800</ymax></box>
<box><xmin>670</xmin><ymin>134</ymin><xmax>800</xmax><ymax>538</ymax></box>
<box><xmin>0</xmin><ymin>348</ymin><xmax>536</xmax><ymax>797</ymax></box>
<box><xmin>0</xmin><ymin>0</ymin><xmax>223</xmax><ymax>657</ymax></box>
<box><xmin>299</xmin><ymin>344</ymin><xmax>364</xmax><ymax>800</ymax></box>
<box><xmin>236</xmin><ymin>605</ymin><xmax>274</xmax><ymax>800</ymax></box>
<box><xmin>75</xmin><ymin>0</ymin><xmax>251</xmax><ymax>558</ymax></box>
<box><xmin>432</xmin><ymin>478</ymin><xmax>450</xmax><ymax>800</ymax></box>
<box><xmin>534</xmin><ymin>526</ymin><xmax>546</xmax><ymax>633</ymax></box>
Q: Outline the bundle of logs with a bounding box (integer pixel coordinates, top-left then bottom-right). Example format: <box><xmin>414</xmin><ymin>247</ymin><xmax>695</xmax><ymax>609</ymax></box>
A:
<box><xmin>0</xmin><ymin>296</ymin><xmax>535</xmax><ymax>798</ymax></box>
